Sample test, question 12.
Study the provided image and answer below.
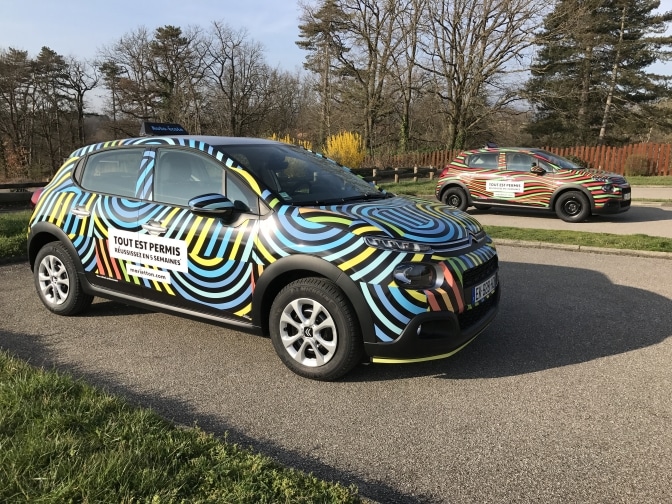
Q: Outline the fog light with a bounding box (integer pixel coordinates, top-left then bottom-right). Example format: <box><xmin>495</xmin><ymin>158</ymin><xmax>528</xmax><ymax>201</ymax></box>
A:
<box><xmin>393</xmin><ymin>263</ymin><xmax>436</xmax><ymax>288</ymax></box>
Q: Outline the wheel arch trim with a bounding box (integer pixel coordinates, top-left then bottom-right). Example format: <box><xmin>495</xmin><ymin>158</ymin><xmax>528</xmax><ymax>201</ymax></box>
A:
<box><xmin>251</xmin><ymin>255</ymin><xmax>376</xmax><ymax>343</ymax></box>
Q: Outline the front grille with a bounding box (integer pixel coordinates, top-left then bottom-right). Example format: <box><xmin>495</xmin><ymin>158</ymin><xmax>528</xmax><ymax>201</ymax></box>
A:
<box><xmin>462</xmin><ymin>255</ymin><xmax>498</xmax><ymax>289</ymax></box>
<box><xmin>621</xmin><ymin>187</ymin><xmax>631</xmax><ymax>208</ymax></box>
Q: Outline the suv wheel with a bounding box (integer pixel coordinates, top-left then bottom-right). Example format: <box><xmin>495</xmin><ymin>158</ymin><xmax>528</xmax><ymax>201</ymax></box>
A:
<box><xmin>269</xmin><ymin>278</ymin><xmax>363</xmax><ymax>381</ymax></box>
<box><xmin>34</xmin><ymin>242</ymin><xmax>93</xmax><ymax>315</ymax></box>
<box><xmin>442</xmin><ymin>187</ymin><xmax>468</xmax><ymax>211</ymax></box>
<box><xmin>555</xmin><ymin>191</ymin><xmax>590</xmax><ymax>223</ymax></box>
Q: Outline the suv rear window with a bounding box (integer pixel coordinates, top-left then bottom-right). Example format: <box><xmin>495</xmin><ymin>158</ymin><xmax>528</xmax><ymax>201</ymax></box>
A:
<box><xmin>467</xmin><ymin>153</ymin><xmax>498</xmax><ymax>169</ymax></box>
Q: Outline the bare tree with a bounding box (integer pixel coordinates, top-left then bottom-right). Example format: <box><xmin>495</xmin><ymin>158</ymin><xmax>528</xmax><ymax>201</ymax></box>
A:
<box><xmin>202</xmin><ymin>22</ymin><xmax>273</xmax><ymax>136</ymax></box>
<box><xmin>64</xmin><ymin>57</ymin><xmax>99</xmax><ymax>145</ymax></box>
<box><xmin>421</xmin><ymin>0</ymin><xmax>543</xmax><ymax>149</ymax></box>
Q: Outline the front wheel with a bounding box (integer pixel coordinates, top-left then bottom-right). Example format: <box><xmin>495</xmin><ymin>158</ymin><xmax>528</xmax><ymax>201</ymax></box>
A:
<box><xmin>34</xmin><ymin>242</ymin><xmax>93</xmax><ymax>315</ymax></box>
<box><xmin>555</xmin><ymin>191</ymin><xmax>590</xmax><ymax>223</ymax></box>
<box><xmin>442</xmin><ymin>187</ymin><xmax>469</xmax><ymax>211</ymax></box>
<box><xmin>269</xmin><ymin>278</ymin><xmax>363</xmax><ymax>381</ymax></box>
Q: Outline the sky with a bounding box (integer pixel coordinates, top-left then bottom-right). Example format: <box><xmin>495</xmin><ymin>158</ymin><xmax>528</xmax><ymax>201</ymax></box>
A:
<box><xmin>0</xmin><ymin>0</ymin><xmax>308</xmax><ymax>70</ymax></box>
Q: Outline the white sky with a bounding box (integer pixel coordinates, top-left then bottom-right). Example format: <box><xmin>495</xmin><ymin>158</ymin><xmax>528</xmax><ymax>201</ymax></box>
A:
<box><xmin>0</xmin><ymin>0</ymin><xmax>307</xmax><ymax>70</ymax></box>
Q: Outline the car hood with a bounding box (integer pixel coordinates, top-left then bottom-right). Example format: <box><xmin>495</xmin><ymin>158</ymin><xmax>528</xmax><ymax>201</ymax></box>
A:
<box><xmin>297</xmin><ymin>196</ymin><xmax>483</xmax><ymax>244</ymax></box>
<box><xmin>565</xmin><ymin>168</ymin><xmax>629</xmax><ymax>185</ymax></box>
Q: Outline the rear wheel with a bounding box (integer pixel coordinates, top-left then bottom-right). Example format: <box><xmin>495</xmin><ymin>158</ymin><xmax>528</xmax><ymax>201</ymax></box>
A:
<box><xmin>442</xmin><ymin>187</ymin><xmax>469</xmax><ymax>211</ymax></box>
<box><xmin>34</xmin><ymin>242</ymin><xmax>93</xmax><ymax>315</ymax></box>
<box><xmin>555</xmin><ymin>191</ymin><xmax>590</xmax><ymax>223</ymax></box>
<box><xmin>269</xmin><ymin>278</ymin><xmax>363</xmax><ymax>381</ymax></box>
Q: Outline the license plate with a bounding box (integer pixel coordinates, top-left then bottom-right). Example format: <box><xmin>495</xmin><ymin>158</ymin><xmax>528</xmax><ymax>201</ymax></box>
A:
<box><xmin>624</xmin><ymin>192</ymin><xmax>631</xmax><ymax>201</ymax></box>
<box><xmin>472</xmin><ymin>274</ymin><xmax>497</xmax><ymax>304</ymax></box>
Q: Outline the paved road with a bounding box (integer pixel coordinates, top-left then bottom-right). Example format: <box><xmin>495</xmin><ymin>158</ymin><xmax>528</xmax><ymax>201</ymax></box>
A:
<box><xmin>1</xmin><ymin>246</ymin><xmax>671</xmax><ymax>503</ymax></box>
<box><xmin>469</xmin><ymin>203</ymin><xmax>672</xmax><ymax>239</ymax></box>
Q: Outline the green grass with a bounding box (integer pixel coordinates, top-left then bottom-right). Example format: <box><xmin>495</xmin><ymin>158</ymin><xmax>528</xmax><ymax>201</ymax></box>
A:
<box><xmin>484</xmin><ymin>226</ymin><xmax>672</xmax><ymax>253</ymax></box>
<box><xmin>0</xmin><ymin>210</ymin><xmax>30</xmax><ymax>260</ymax></box>
<box><xmin>0</xmin><ymin>351</ymin><xmax>361</xmax><ymax>503</ymax></box>
<box><xmin>626</xmin><ymin>175</ymin><xmax>672</xmax><ymax>186</ymax></box>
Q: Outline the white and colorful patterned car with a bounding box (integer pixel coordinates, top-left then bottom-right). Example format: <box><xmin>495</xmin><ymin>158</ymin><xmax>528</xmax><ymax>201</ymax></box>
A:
<box><xmin>435</xmin><ymin>147</ymin><xmax>631</xmax><ymax>222</ymax></box>
<box><xmin>28</xmin><ymin>123</ymin><xmax>500</xmax><ymax>380</ymax></box>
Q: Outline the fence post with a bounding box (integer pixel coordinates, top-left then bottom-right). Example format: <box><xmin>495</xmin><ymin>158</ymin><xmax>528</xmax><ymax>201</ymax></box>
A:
<box><xmin>413</xmin><ymin>165</ymin><xmax>418</xmax><ymax>183</ymax></box>
<box><xmin>429</xmin><ymin>165</ymin><xmax>434</xmax><ymax>181</ymax></box>
<box><xmin>372</xmin><ymin>168</ymin><xmax>377</xmax><ymax>185</ymax></box>
<box><xmin>394</xmin><ymin>167</ymin><xmax>399</xmax><ymax>184</ymax></box>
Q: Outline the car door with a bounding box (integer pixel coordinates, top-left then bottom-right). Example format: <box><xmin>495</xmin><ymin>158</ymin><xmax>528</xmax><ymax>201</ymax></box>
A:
<box><xmin>133</xmin><ymin>147</ymin><xmax>263</xmax><ymax>322</ymax></box>
<box><xmin>465</xmin><ymin>151</ymin><xmax>507</xmax><ymax>203</ymax></box>
<box><xmin>500</xmin><ymin>152</ymin><xmax>555</xmax><ymax>207</ymax></box>
<box><xmin>75</xmin><ymin>147</ymin><xmax>146</xmax><ymax>296</ymax></box>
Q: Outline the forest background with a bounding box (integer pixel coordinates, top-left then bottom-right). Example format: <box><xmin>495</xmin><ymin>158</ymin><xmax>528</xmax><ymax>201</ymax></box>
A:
<box><xmin>2</xmin><ymin>0</ymin><xmax>672</xmax><ymax>180</ymax></box>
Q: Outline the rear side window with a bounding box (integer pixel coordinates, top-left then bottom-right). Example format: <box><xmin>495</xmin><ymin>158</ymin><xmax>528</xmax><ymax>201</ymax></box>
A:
<box><xmin>79</xmin><ymin>149</ymin><xmax>144</xmax><ymax>198</ymax></box>
<box><xmin>467</xmin><ymin>153</ymin><xmax>498</xmax><ymax>169</ymax></box>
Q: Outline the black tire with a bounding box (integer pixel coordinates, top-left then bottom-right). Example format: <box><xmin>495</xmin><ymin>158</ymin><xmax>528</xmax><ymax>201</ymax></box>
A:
<box><xmin>34</xmin><ymin>242</ymin><xmax>93</xmax><ymax>315</ymax></box>
<box><xmin>555</xmin><ymin>191</ymin><xmax>591</xmax><ymax>223</ymax></box>
<box><xmin>269</xmin><ymin>277</ymin><xmax>364</xmax><ymax>381</ymax></box>
<box><xmin>442</xmin><ymin>187</ymin><xmax>469</xmax><ymax>211</ymax></box>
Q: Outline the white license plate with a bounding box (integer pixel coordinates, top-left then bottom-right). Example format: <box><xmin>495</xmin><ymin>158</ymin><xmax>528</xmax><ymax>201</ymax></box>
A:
<box><xmin>472</xmin><ymin>274</ymin><xmax>497</xmax><ymax>304</ymax></box>
<box><xmin>624</xmin><ymin>192</ymin><xmax>631</xmax><ymax>200</ymax></box>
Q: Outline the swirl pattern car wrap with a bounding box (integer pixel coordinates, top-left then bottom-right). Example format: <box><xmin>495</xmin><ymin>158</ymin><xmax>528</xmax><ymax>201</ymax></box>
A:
<box><xmin>436</xmin><ymin>146</ymin><xmax>631</xmax><ymax>220</ymax></box>
<box><xmin>28</xmin><ymin>130</ymin><xmax>500</xmax><ymax>378</ymax></box>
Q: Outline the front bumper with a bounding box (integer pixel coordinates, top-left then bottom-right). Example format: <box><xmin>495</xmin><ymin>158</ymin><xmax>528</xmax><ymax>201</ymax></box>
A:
<box><xmin>594</xmin><ymin>189</ymin><xmax>631</xmax><ymax>215</ymax></box>
<box><xmin>364</xmin><ymin>285</ymin><xmax>500</xmax><ymax>363</ymax></box>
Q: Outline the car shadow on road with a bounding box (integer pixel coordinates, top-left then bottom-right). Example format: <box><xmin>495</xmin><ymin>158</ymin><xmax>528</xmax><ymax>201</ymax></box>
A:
<box><xmin>586</xmin><ymin>205</ymin><xmax>672</xmax><ymax>223</ymax></box>
<box><xmin>469</xmin><ymin>204</ymin><xmax>672</xmax><ymax>224</ymax></box>
<box><xmin>346</xmin><ymin>260</ymin><xmax>672</xmax><ymax>382</ymax></box>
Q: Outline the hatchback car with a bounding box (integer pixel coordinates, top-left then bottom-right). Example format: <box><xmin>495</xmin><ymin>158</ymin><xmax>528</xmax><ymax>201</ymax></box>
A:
<box><xmin>435</xmin><ymin>147</ymin><xmax>631</xmax><ymax>222</ymax></box>
<box><xmin>28</xmin><ymin>123</ymin><xmax>500</xmax><ymax>380</ymax></box>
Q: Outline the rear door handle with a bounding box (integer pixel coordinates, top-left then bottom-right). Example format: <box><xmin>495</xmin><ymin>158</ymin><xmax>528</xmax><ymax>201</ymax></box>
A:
<box><xmin>142</xmin><ymin>220</ymin><xmax>167</xmax><ymax>235</ymax></box>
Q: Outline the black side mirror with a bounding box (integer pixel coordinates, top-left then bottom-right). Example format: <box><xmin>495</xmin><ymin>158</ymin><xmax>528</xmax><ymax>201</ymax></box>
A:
<box><xmin>188</xmin><ymin>193</ymin><xmax>235</xmax><ymax>219</ymax></box>
<box><xmin>530</xmin><ymin>164</ymin><xmax>545</xmax><ymax>175</ymax></box>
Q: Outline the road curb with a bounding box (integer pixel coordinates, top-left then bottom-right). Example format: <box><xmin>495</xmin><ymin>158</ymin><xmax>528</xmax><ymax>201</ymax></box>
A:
<box><xmin>494</xmin><ymin>238</ymin><xmax>672</xmax><ymax>260</ymax></box>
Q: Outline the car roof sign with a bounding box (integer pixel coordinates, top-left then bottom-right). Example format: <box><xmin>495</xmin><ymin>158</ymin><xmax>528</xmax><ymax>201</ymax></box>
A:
<box><xmin>139</xmin><ymin>121</ymin><xmax>189</xmax><ymax>136</ymax></box>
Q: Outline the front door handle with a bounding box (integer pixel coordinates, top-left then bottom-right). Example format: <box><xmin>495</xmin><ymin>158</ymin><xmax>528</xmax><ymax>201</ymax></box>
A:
<box><xmin>142</xmin><ymin>220</ymin><xmax>167</xmax><ymax>235</ymax></box>
<box><xmin>71</xmin><ymin>206</ymin><xmax>90</xmax><ymax>217</ymax></box>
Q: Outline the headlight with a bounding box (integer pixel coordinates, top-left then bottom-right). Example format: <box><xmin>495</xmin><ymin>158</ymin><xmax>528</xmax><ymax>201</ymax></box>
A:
<box><xmin>364</xmin><ymin>236</ymin><xmax>432</xmax><ymax>253</ymax></box>
<box><xmin>393</xmin><ymin>263</ymin><xmax>437</xmax><ymax>288</ymax></box>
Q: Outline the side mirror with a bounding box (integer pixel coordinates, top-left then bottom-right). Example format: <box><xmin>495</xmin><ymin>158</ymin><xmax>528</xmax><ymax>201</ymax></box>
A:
<box><xmin>188</xmin><ymin>193</ymin><xmax>235</xmax><ymax>218</ymax></box>
<box><xmin>530</xmin><ymin>164</ymin><xmax>545</xmax><ymax>175</ymax></box>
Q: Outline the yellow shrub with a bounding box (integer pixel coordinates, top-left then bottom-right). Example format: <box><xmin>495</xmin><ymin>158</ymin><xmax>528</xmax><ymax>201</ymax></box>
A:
<box><xmin>323</xmin><ymin>131</ymin><xmax>365</xmax><ymax>168</ymax></box>
<box><xmin>269</xmin><ymin>133</ymin><xmax>312</xmax><ymax>151</ymax></box>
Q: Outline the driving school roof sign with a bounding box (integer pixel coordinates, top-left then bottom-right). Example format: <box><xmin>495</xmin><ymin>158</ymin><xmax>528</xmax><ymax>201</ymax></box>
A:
<box><xmin>139</xmin><ymin>122</ymin><xmax>189</xmax><ymax>136</ymax></box>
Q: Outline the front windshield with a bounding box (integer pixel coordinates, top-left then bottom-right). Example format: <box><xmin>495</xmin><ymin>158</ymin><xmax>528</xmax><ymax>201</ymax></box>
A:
<box><xmin>534</xmin><ymin>149</ymin><xmax>581</xmax><ymax>170</ymax></box>
<box><xmin>215</xmin><ymin>142</ymin><xmax>388</xmax><ymax>205</ymax></box>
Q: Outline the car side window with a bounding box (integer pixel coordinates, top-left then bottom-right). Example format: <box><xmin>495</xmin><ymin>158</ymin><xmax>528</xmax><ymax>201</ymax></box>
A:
<box><xmin>467</xmin><ymin>153</ymin><xmax>498</xmax><ymax>169</ymax></box>
<box><xmin>154</xmin><ymin>149</ymin><xmax>223</xmax><ymax>206</ymax></box>
<box><xmin>506</xmin><ymin>153</ymin><xmax>534</xmax><ymax>172</ymax></box>
<box><xmin>79</xmin><ymin>149</ymin><xmax>144</xmax><ymax>198</ymax></box>
<box><xmin>225</xmin><ymin>173</ymin><xmax>259</xmax><ymax>213</ymax></box>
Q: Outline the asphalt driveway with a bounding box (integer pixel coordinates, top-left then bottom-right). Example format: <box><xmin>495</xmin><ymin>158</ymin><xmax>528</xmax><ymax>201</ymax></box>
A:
<box><xmin>1</xmin><ymin>245</ymin><xmax>671</xmax><ymax>503</ymax></box>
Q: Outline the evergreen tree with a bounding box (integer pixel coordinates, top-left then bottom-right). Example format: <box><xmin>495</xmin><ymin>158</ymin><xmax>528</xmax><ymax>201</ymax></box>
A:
<box><xmin>526</xmin><ymin>0</ymin><xmax>672</xmax><ymax>146</ymax></box>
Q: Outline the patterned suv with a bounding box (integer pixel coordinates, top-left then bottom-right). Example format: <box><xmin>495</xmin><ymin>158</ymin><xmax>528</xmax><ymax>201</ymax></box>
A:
<box><xmin>435</xmin><ymin>147</ymin><xmax>631</xmax><ymax>222</ymax></box>
<box><xmin>28</xmin><ymin>123</ymin><xmax>500</xmax><ymax>380</ymax></box>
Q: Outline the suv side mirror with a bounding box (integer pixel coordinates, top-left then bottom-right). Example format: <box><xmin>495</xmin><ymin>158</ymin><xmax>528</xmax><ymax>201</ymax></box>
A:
<box><xmin>188</xmin><ymin>193</ymin><xmax>235</xmax><ymax>218</ymax></box>
<box><xmin>530</xmin><ymin>164</ymin><xmax>545</xmax><ymax>175</ymax></box>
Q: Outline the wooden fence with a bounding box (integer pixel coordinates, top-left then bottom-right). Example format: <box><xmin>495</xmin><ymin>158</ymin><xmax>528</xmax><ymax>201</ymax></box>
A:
<box><xmin>363</xmin><ymin>142</ymin><xmax>672</xmax><ymax>176</ymax></box>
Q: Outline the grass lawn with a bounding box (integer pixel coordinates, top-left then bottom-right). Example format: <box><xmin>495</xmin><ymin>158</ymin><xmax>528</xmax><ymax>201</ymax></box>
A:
<box><xmin>0</xmin><ymin>351</ymin><xmax>361</xmax><ymax>503</ymax></box>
